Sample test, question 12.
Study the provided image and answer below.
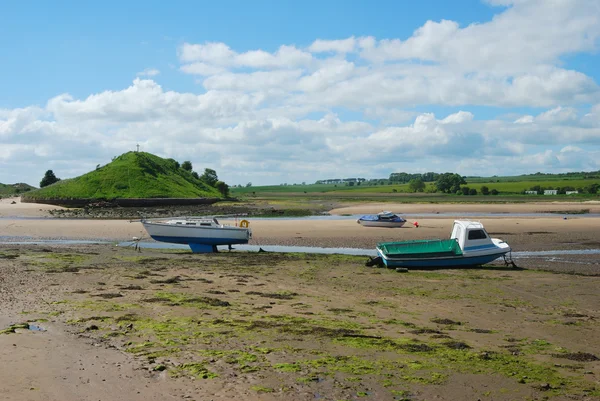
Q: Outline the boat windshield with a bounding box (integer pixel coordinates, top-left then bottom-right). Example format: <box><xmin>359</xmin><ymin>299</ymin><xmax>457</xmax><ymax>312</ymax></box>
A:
<box><xmin>213</xmin><ymin>218</ymin><xmax>219</xmax><ymax>225</ymax></box>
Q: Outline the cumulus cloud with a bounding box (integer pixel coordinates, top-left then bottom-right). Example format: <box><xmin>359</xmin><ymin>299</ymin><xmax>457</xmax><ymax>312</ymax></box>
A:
<box><xmin>137</xmin><ymin>68</ymin><xmax>160</xmax><ymax>77</ymax></box>
<box><xmin>309</xmin><ymin>37</ymin><xmax>356</xmax><ymax>53</ymax></box>
<box><xmin>179</xmin><ymin>42</ymin><xmax>313</xmax><ymax>69</ymax></box>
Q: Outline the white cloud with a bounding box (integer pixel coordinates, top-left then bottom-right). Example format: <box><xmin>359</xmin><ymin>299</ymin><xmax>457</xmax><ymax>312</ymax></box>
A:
<box><xmin>359</xmin><ymin>0</ymin><xmax>600</xmax><ymax>74</ymax></box>
<box><xmin>137</xmin><ymin>68</ymin><xmax>160</xmax><ymax>77</ymax></box>
<box><xmin>535</xmin><ymin>106</ymin><xmax>578</xmax><ymax>123</ymax></box>
<box><xmin>203</xmin><ymin>70</ymin><xmax>304</xmax><ymax>92</ymax></box>
<box><xmin>514</xmin><ymin>115</ymin><xmax>534</xmax><ymax>124</ymax></box>
<box><xmin>178</xmin><ymin>42</ymin><xmax>236</xmax><ymax>64</ymax></box>
<box><xmin>309</xmin><ymin>37</ymin><xmax>356</xmax><ymax>53</ymax></box>
<box><xmin>179</xmin><ymin>63</ymin><xmax>225</xmax><ymax>76</ymax></box>
<box><xmin>179</xmin><ymin>42</ymin><xmax>313</xmax><ymax>69</ymax></box>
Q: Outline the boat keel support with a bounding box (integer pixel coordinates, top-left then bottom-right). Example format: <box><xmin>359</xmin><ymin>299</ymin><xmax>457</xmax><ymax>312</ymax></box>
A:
<box><xmin>188</xmin><ymin>243</ymin><xmax>219</xmax><ymax>253</ymax></box>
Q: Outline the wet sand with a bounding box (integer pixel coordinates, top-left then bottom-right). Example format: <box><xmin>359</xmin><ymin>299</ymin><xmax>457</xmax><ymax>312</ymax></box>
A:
<box><xmin>1</xmin><ymin>244</ymin><xmax>599</xmax><ymax>401</ymax></box>
<box><xmin>1</xmin><ymin>197</ymin><xmax>600</xmax><ymax>400</ymax></box>
<box><xmin>2</xmin><ymin>197</ymin><xmax>600</xmax><ymax>253</ymax></box>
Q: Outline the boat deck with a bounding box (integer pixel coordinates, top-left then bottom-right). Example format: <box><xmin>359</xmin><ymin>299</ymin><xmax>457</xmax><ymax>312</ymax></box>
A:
<box><xmin>377</xmin><ymin>239</ymin><xmax>463</xmax><ymax>259</ymax></box>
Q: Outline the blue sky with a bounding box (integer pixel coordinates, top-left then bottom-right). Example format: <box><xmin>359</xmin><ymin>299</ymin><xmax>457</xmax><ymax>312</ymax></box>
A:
<box><xmin>1</xmin><ymin>0</ymin><xmax>599</xmax><ymax>186</ymax></box>
<box><xmin>0</xmin><ymin>0</ymin><xmax>500</xmax><ymax>107</ymax></box>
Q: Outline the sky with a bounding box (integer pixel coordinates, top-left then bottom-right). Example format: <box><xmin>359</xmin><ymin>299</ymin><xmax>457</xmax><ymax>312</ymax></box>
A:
<box><xmin>1</xmin><ymin>0</ymin><xmax>600</xmax><ymax>187</ymax></box>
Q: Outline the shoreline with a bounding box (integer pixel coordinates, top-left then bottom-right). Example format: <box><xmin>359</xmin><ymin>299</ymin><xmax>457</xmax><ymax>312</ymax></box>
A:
<box><xmin>2</xmin><ymin>196</ymin><xmax>600</xmax><ymax>252</ymax></box>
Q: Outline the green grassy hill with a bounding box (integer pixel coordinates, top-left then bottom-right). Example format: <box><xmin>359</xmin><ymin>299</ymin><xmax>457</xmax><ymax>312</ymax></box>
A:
<box><xmin>21</xmin><ymin>152</ymin><xmax>222</xmax><ymax>200</ymax></box>
<box><xmin>0</xmin><ymin>182</ymin><xmax>36</xmax><ymax>197</ymax></box>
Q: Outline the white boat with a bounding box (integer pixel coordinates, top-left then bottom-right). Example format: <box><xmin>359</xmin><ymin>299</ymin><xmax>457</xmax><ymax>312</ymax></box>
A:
<box><xmin>141</xmin><ymin>217</ymin><xmax>252</xmax><ymax>253</ymax></box>
<box><xmin>375</xmin><ymin>220</ymin><xmax>511</xmax><ymax>268</ymax></box>
<box><xmin>357</xmin><ymin>211</ymin><xmax>407</xmax><ymax>228</ymax></box>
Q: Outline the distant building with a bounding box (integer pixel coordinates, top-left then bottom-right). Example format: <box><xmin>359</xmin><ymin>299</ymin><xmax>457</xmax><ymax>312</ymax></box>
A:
<box><xmin>525</xmin><ymin>191</ymin><xmax>537</xmax><ymax>195</ymax></box>
<box><xmin>566</xmin><ymin>191</ymin><xmax>579</xmax><ymax>195</ymax></box>
<box><xmin>544</xmin><ymin>190</ymin><xmax>558</xmax><ymax>195</ymax></box>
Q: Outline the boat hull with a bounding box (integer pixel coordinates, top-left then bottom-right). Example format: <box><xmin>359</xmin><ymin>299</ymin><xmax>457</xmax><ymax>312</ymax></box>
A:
<box><xmin>358</xmin><ymin>220</ymin><xmax>406</xmax><ymax>228</ymax></box>
<box><xmin>142</xmin><ymin>221</ymin><xmax>251</xmax><ymax>253</ymax></box>
<box><xmin>376</xmin><ymin>248</ymin><xmax>510</xmax><ymax>268</ymax></box>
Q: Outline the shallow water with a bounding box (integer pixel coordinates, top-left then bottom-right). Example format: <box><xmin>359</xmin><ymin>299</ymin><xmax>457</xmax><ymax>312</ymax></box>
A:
<box><xmin>28</xmin><ymin>324</ymin><xmax>45</xmax><ymax>332</ymax></box>
<box><xmin>2</xmin><ymin>237</ymin><xmax>600</xmax><ymax>259</ymax></box>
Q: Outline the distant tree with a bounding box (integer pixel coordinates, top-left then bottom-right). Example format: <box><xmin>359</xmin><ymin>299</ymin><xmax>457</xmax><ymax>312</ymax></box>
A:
<box><xmin>490</xmin><ymin>189</ymin><xmax>499</xmax><ymax>195</ymax></box>
<box><xmin>215</xmin><ymin>181</ymin><xmax>229</xmax><ymax>197</ymax></box>
<box><xmin>96</xmin><ymin>164</ymin><xmax>101</xmax><ymax>170</ymax></box>
<box><xmin>200</xmin><ymin>168</ymin><xmax>218</xmax><ymax>187</ymax></box>
<box><xmin>587</xmin><ymin>183</ymin><xmax>599</xmax><ymax>194</ymax></box>
<box><xmin>480</xmin><ymin>185</ymin><xmax>490</xmax><ymax>195</ymax></box>
<box><xmin>408</xmin><ymin>178</ymin><xmax>425</xmax><ymax>193</ymax></box>
<box><xmin>40</xmin><ymin>170</ymin><xmax>60</xmax><ymax>188</ymax></box>
<box><xmin>435</xmin><ymin>173</ymin><xmax>466</xmax><ymax>194</ymax></box>
<box><xmin>348</xmin><ymin>181</ymin><xmax>355</xmax><ymax>186</ymax></box>
<box><xmin>181</xmin><ymin>161</ymin><xmax>193</xmax><ymax>172</ymax></box>
<box><xmin>167</xmin><ymin>159</ymin><xmax>180</xmax><ymax>169</ymax></box>
<box><xmin>469</xmin><ymin>188</ymin><xmax>477</xmax><ymax>196</ymax></box>
<box><xmin>191</xmin><ymin>171</ymin><xmax>200</xmax><ymax>180</ymax></box>
<box><xmin>461</xmin><ymin>186</ymin><xmax>470</xmax><ymax>195</ymax></box>
<box><xmin>530</xmin><ymin>185</ymin><xmax>542</xmax><ymax>193</ymax></box>
<box><xmin>245</xmin><ymin>182</ymin><xmax>252</xmax><ymax>188</ymax></box>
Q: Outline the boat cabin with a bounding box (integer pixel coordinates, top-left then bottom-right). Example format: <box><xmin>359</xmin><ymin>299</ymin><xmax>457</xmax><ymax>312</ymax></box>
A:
<box><xmin>166</xmin><ymin>218</ymin><xmax>221</xmax><ymax>227</ymax></box>
<box><xmin>378</xmin><ymin>211</ymin><xmax>400</xmax><ymax>220</ymax></box>
<box><xmin>450</xmin><ymin>220</ymin><xmax>493</xmax><ymax>252</ymax></box>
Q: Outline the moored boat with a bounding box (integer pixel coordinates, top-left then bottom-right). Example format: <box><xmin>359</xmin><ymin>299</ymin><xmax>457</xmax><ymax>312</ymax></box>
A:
<box><xmin>357</xmin><ymin>211</ymin><xmax>406</xmax><ymax>228</ymax></box>
<box><xmin>141</xmin><ymin>216</ymin><xmax>251</xmax><ymax>253</ymax></box>
<box><xmin>375</xmin><ymin>220</ymin><xmax>511</xmax><ymax>268</ymax></box>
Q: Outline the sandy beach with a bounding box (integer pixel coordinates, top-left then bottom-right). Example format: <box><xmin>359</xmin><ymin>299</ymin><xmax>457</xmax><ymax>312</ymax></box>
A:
<box><xmin>1</xmin><ymin>196</ymin><xmax>600</xmax><ymax>252</ymax></box>
<box><xmin>1</xmin><ymin>197</ymin><xmax>599</xmax><ymax>400</ymax></box>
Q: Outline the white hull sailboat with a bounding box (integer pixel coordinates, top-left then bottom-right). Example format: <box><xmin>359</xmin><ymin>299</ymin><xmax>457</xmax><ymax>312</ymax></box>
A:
<box><xmin>141</xmin><ymin>217</ymin><xmax>251</xmax><ymax>253</ymax></box>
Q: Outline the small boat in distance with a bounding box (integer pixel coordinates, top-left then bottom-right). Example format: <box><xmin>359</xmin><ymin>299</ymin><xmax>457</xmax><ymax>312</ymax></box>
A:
<box><xmin>357</xmin><ymin>211</ymin><xmax>407</xmax><ymax>228</ymax></box>
<box><xmin>141</xmin><ymin>216</ymin><xmax>252</xmax><ymax>253</ymax></box>
<box><xmin>375</xmin><ymin>220</ymin><xmax>511</xmax><ymax>268</ymax></box>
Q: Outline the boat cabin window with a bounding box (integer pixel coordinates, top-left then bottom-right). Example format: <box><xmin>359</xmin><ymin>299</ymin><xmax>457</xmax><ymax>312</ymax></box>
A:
<box><xmin>200</xmin><ymin>223</ymin><xmax>211</xmax><ymax>226</ymax></box>
<box><xmin>176</xmin><ymin>222</ymin><xmax>182</xmax><ymax>224</ymax></box>
<box><xmin>468</xmin><ymin>229</ymin><xmax>487</xmax><ymax>240</ymax></box>
<box><xmin>186</xmin><ymin>222</ymin><xmax>196</xmax><ymax>226</ymax></box>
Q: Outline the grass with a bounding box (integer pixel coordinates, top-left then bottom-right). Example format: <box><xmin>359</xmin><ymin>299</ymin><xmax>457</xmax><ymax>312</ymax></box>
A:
<box><xmin>0</xmin><ymin>182</ymin><xmax>36</xmax><ymax>196</ymax></box>
<box><xmin>0</xmin><ymin>323</ymin><xmax>30</xmax><ymax>334</ymax></box>
<box><xmin>231</xmin><ymin>176</ymin><xmax>600</xmax><ymax>199</ymax></box>
<box><xmin>21</xmin><ymin>151</ymin><xmax>222</xmax><ymax>200</ymax></box>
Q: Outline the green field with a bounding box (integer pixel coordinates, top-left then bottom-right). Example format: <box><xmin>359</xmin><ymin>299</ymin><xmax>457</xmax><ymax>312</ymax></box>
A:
<box><xmin>21</xmin><ymin>152</ymin><xmax>222</xmax><ymax>200</ymax></box>
<box><xmin>231</xmin><ymin>176</ymin><xmax>600</xmax><ymax>201</ymax></box>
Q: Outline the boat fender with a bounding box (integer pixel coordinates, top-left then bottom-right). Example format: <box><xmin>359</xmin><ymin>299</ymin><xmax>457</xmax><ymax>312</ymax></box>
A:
<box><xmin>239</xmin><ymin>219</ymin><xmax>250</xmax><ymax>228</ymax></box>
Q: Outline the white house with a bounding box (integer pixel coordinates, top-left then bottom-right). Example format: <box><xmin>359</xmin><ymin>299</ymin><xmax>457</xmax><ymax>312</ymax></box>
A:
<box><xmin>544</xmin><ymin>190</ymin><xmax>558</xmax><ymax>195</ymax></box>
<box><xmin>525</xmin><ymin>191</ymin><xmax>537</xmax><ymax>195</ymax></box>
<box><xmin>566</xmin><ymin>191</ymin><xmax>579</xmax><ymax>195</ymax></box>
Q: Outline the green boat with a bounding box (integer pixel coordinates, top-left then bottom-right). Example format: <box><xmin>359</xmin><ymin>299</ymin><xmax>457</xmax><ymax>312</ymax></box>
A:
<box><xmin>375</xmin><ymin>220</ymin><xmax>511</xmax><ymax>268</ymax></box>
